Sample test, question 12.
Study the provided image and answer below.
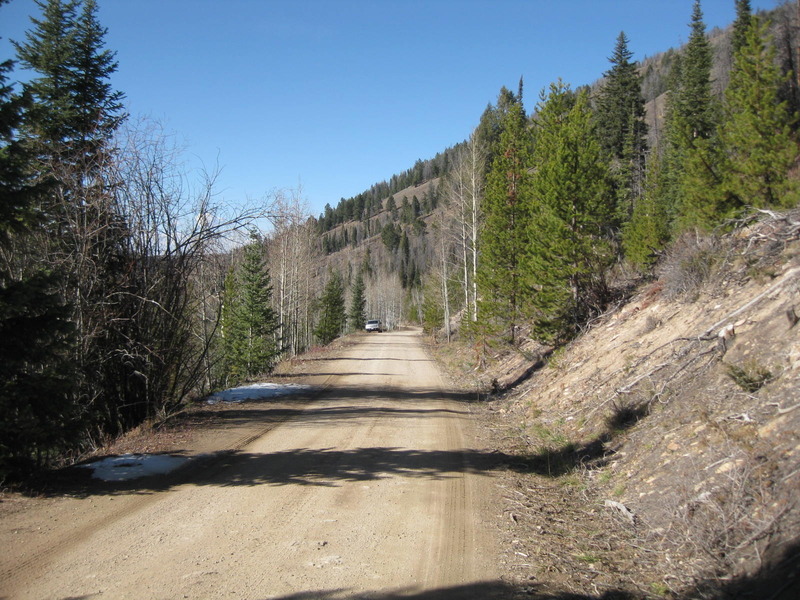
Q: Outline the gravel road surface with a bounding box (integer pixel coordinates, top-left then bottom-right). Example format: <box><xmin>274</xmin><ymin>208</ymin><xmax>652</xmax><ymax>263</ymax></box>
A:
<box><xmin>1</xmin><ymin>329</ymin><xmax>502</xmax><ymax>599</ymax></box>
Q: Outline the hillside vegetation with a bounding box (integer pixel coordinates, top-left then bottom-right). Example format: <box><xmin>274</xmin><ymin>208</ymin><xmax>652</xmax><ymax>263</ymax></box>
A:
<box><xmin>434</xmin><ymin>209</ymin><xmax>800</xmax><ymax>598</ymax></box>
<box><xmin>319</xmin><ymin>1</ymin><xmax>799</xmax><ymax>342</ymax></box>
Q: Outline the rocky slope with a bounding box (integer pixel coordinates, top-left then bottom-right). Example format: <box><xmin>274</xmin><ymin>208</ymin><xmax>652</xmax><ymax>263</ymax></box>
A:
<box><xmin>435</xmin><ymin>209</ymin><xmax>800</xmax><ymax>599</ymax></box>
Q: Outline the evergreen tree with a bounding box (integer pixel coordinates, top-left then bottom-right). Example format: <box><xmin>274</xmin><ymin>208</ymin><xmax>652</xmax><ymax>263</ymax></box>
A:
<box><xmin>0</xmin><ymin>55</ymin><xmax>39</xmax><ymax>242</ymax></box>
<box><xmin>381</xmin><ymin>222</ymin><xmax>400</xmax><ymax>250</ymax></box>
<box><xmin>0</xmin><ymin>38</ymin><xmax>76</xmax><ymax>475</ymax></box>
<box><xmin>595</xmin><ymin>31</ymin><xmax>648</xmax><ymax>223</ymax></box>
<box><xmin>623</xmin><ymin>152</ymin><xmax>672</xmax><ymax>268</ymax></box>
<box><xmin>399</xmin><ymin>229</ymin><xmax>412</xmax><ymax>288</ymax></box>
<box><xmin>400</xmin><ymin>196</ymin><xmax>412</xmax><ymax>223</ymax></box>
<box><xmin>220</xmin><ymin>269</ymin><xmax>239</xmax><ymax>379</ymax></box>
<box><xmin>527</xmin><ymin>82</ymin><xmax>614</xmax><ymax>341</ymax></box>
<box><xmin>653</xmin><ymin>53</ymin><xmax>685</xmax><ymax>229</ymax></box>
<box><xmin>731</xmin><ymin>0</ymin><xmax>752</xmax><ymax>55</ymax></box>
<box><xmin>0</xmin><ymin>269</ymin><xmax>76</xmax><ymax>474</ymax></box>
<box><xmin>420</xmin><ymin>272</ymin><xmax>445</xmax><ymax>337</ymax></box>
<box><xmin>674</xmin><ymin>1</ymin><xmax>716</xmax><ymax>143</ymax></box>
<box><xmin>13</xmin><ymin>0</ymin><xmax>136</xmax><ymax>443</ymax></box>
<box><xmin>596</xmin><ymin>32</ymin><xmax>647</xmax><ymax>162</ymax></box>
<box><xmin>15</xmin><ymin>0</ymin><xmax>125</xmax><ymax>176</ymax></box>
<box><xmin>475</xmin><ymin>86</ymin><xmax>521</xmax><ymax>169</ymax></box>
<box><xmin>14</xmin><ymin>0</ymin><xmax>127</xmax><ymax>316</ymax></box>
<box><xmin>70</xmin><ymin>0</ymin><xmax>126</xmax><ymax>162</ymax></box>
<box><xmin>362</xmin><ymin>246</ymin><xmax>372</xmax><ymax>276</ymax></box>
<box><xmin>670</xmin><ymin>0</ymin><xmax>724</xmax><ymax>230</ymax></box>
<box><xmin>477</xmin><ymin>101</ymin><xmax>532</xmax><ymax>343</ymax></box>
<box><xmin>222</xmin><ymin>239</ymin><xmax>279</xmax><ymax>383</ymax></box>
<box><xmin>315</xmin><ymin>271</ymin><xmax>346</xmax><ymax>345</ymax></box>
<box><xmin>13</xmin><ymin>0</ymin><xmax>77</xmax><ymax>161</ymax></box>
<box><xmin>348</xmin><ymin>271</ymin><xmax>366</xmax><ymax>331</ymax></box>
<box><xmin>719</xmin><ymin>16</ymin><xmax>798</xmax><ymax>209</ymax></box>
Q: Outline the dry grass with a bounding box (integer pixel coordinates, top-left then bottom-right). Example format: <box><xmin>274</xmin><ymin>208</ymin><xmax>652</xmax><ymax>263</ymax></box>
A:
<box><xmin>658</xmin><ymin>231</ymin><xmax>721</xmax><ymax>301</ymax></box>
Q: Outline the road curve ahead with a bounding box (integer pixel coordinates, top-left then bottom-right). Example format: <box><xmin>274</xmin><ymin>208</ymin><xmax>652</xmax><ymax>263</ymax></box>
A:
<box><xmin>2</xmin><ymin>328</ymin><xmax>502</xmax><ymax>599</ymax></box>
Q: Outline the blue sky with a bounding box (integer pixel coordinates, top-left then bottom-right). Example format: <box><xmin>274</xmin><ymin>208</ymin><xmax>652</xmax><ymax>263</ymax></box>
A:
<box><xmin>0</xmin><ymin>0</ymin><xmax>781</xmax><ymax>217</ymax></box>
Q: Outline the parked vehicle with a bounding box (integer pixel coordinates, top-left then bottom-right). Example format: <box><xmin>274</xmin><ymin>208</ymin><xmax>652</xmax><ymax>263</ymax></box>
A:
<box><xmin>365</xmin><ymin>319</ymin><xmax>382</xmax><ymax>332</ymax></box>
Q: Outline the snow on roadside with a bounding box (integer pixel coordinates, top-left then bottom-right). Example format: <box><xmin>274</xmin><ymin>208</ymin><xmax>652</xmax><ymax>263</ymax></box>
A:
<box><xmin>205</xmin><ymin>382</ymin><xmax>313</xmax><ymax>404</ymax></box>
<box><xmin>80</xmin><ymin>382</ymin><xmax>313</xmax><ymax>481</ymax></box>
<box><xmin>78</xmin><ymin>454</ymin><xmax>188</xmax><ymax>481</ymax></box>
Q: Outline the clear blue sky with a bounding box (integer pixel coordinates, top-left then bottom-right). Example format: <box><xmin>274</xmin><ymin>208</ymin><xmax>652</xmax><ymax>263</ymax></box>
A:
<box><xmin>0</xmin><ymin>0</ymin><xmax>782</xmax><ymax>217</ymax></box>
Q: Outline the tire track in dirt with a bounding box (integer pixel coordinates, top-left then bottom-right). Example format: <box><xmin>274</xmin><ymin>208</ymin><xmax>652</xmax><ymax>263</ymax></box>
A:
<box><xmin>0</xmin><ymin>373</ymin><xmax>340</xmax><ymax>590</ymax></box>
<box><xmin>2</xmin><ymin>329</ymin><xmax>500</xmax><ymax>599</ymax></box>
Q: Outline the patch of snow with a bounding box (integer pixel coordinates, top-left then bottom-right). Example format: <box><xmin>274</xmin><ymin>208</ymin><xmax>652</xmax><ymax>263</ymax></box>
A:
<box><xmin>78</xmin><ymin>383</ymin><xmax>313</xmax><ymax>482</ymax></box>
<box><xmin>206</xmin><ymin>382</ymin><xmax>313</xmax><ymax>405</ymax></box>
<box><xmin>79</xmin><ymin>453</ymin><xmax>188</xmax><ymax>481</ymax></box>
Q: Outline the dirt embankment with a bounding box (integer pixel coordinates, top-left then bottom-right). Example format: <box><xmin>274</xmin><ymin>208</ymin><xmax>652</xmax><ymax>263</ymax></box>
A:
<box><xmin>434</xmin><ymin>211</ymin><xmax>800</xmax><ymax>599</ymax></box>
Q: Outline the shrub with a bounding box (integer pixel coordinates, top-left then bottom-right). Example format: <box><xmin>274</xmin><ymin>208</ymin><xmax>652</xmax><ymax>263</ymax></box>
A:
<box><xmin>658</xmin><ymin>231</ymin><xmax>720</xmax><ymax>300</ymax></box>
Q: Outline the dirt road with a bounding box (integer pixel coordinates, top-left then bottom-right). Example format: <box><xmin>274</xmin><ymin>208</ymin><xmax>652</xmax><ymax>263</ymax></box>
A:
<box><xmin>1</xmin><ymin>329</ymin><xmax>504</xmax><ymax>599</ymax></box>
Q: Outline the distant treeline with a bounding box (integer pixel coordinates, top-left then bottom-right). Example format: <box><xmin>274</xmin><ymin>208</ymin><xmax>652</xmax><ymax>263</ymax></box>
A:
<box><xmin>317</xmin><ymin>145</ymin><xmax>464</xmax><ymax>233</ymax></box>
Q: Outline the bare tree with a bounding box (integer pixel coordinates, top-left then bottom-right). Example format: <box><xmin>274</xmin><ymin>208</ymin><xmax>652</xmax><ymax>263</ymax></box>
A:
<box><xmin>367</xmin><ymin>271</ymin><xmax>404</xmax><ymax>330</ymax></box>
<box><xmin>107</xmin><ymin>117</ymin><xmax>275</xmax><ymax>428</ymax></box>
<box><xmin>266</xmin><ymin>187</ymin><xmax>319</xmax><ymax>357</ymax></box>
<box><xmin>442</xmin><ymin>130</ymin><xmax>486</xmax><ymax>327</ymax></box>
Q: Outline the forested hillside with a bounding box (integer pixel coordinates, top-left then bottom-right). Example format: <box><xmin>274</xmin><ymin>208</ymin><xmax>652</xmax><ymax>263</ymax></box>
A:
<box><xmin>2</xmin><ymin>0</ymin><xmax>799</xmax><ymax>479</ymax></box>
<box><xmin>318</xmin><ymin>0</ymin><xmax>799</xmax><ymax>346</ymax></box>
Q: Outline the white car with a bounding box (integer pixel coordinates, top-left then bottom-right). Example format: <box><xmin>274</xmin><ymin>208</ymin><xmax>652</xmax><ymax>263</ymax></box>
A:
<box><xmin>365</xmin><ymin>319</ymin><xmax>382</xmax><ymax>333</ymax></box>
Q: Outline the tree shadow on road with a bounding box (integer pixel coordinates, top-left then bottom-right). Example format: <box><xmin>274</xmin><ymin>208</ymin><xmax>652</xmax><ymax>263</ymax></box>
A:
<box><xmin>259</xmin><ymin>581</ymin><xmax>641</xmax><ymax>599</ymax></box>
<box><xmin>22</xmin><ymin>376</ymin><xmax>617</xmax><ymax>499</ymax></box>
<box><xmin>40</xmin><ymin>445</ymin><xmax>508</xmax><ymax>497</ymax></box>
<box><xmin>29</xmin><ymin>431</ymin><xmax>616</xmax><ymax>499</ymax></box>
<box><xmin>258</xmin><ymin>540</ymin><xmax>800</xmax><ymax>600</ymax></box>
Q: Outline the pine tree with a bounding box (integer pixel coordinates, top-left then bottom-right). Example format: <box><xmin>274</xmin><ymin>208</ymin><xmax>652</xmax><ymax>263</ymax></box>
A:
<box><xmin>70</xmin><ymin>0</ymin><xmax>126</xmax><ymax>164</ymax></box>
<box><xmin>731</xmin><ymin>0</ymin><xmax>752</xmax><ymax>55</ymax></box>
<box><xmin>623</xmin><ymin>152</ymin><xmax>672</xmax><ymax>268</ymax></box>
<box><xmin>656</xmin><ymin>53</ymin><xmax>686</xmax><ymax>228</ymax></box>
<box><xmin>0</xmin><ymin>41</ymin><xmax>76</xmax><ymax>475</ymax></box>
<box><xmin>475</xmin><ymin>86</ymin><xmax>521</xmax><ymax>169</ymax></box>
<box><xmin>381</xmin><ymin>222</ymin><xmax>400</xmax><ymax>250</ymax></box>
<box><xmin>15</xmin><ymin>0</ymin><xmax>125</xmax><ymax>175</ymax></box>
<box><xmin>222</xmin><ymin>239</ymin><xmax>279</xmax><ymax>383</ymax></box>
<box><xmin>595</xmin><ymin>31</ymin><xmax>648</xmax><ymax>223</ymax></box>
<box><xmin>315</xmin><ymin>271</ymin><xmax>346</xmax><ymax>345</ymax></box>
<box><xmin>348</xmin><ymin>271</ymin><xmax>366</xmax><ymax>331</ymax></box>
<box><xmin>674</xmin><ymin>1</ymin><xmax>716</xmax><ymax>143</ymax></box>
<box><xmin>719</xmin><ymin>16</ymin><xmax>798</xmax><ymax>209</ymax></box>
<box><xmin>399</xmin><ymin>229</ymin><xmax>413</xmax><ymax>288</ymax></box>
<box><xmin>13</xmin><ymin>0</ymin><xmax>134</xmax><ymax>442</ymax></box>
<box><xmin>596</xmin><ymin>32</ymin><xmax>647</xmax><ymax>162</ymax></box>
<box><xmin>362</xmin><ymin>246</ymin><xmax>372</xmax><ymax>276</ymax></box>
<box><xmin>671</xmin><ymin>0</ymin><xmax>725</xmax><ymax>230</ymax></box>
<box><xmin>220</xmin><ymin>268</ymin><xmax>239</xmax><ymax>382</ymax></box>
<box><xmin>0</xmin><ymin>57</ymin><xmax>39</xmax><ymax>242</ymax></box>
<box><xmin>13</xmin><ymin>0</ymin><xmax>77</xmax><ymax>161</ymax></box>
<box><xmin>420</xmin><ymin>272</ymin><xmax>445</xmax><ymax>337</ymax></box>
<box><xmin>527</xmin><ymin>82</ymin><xmax>614</xmax><ymax>341</ymax></box>
<box><xmin>477</xmin><ymin>101</ymin><xmax>532</xmax><ymax>343</ymax></box>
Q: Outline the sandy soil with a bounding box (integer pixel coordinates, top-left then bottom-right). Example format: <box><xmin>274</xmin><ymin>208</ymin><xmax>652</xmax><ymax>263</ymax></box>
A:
<box><xmin>0</xmin><ymin>328</ymin><xmax>503</xmax><ymax>599</ymax></box>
